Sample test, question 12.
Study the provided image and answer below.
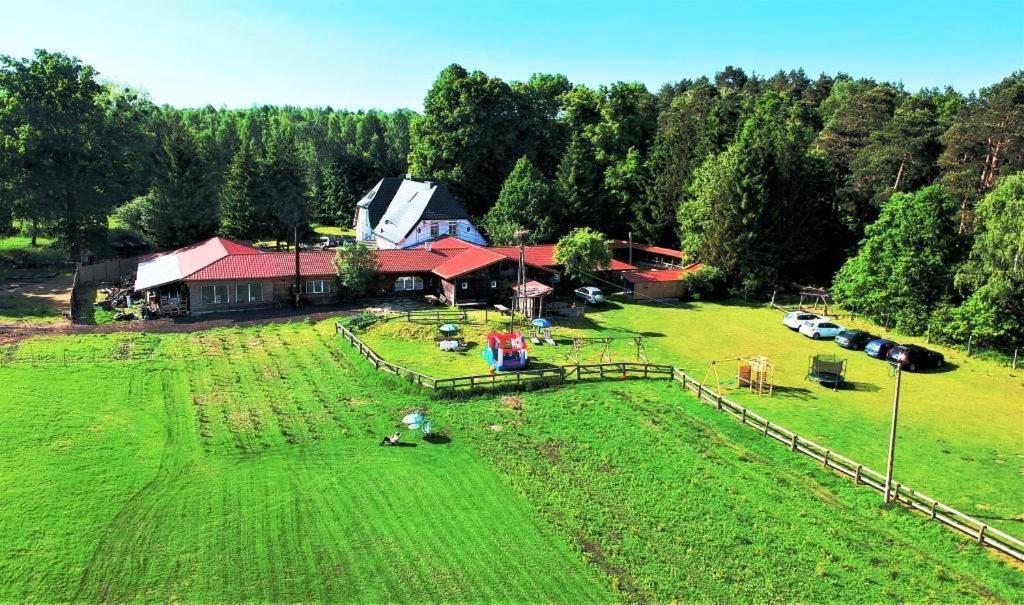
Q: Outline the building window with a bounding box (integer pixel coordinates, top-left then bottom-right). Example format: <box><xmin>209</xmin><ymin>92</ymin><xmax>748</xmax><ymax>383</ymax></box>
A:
<box><xmin>306</xmin><ymin>280</ymin><xmax>329</xmax><ymax>294</ymax></box>
<box><xmin>235</xmin><ymin>282</ymin><xmax>263</xmax><ymax>303</ymax></box>
<box><xmin>448</xmin><ymin>221</ymin><xmax>458</xmax><ymax>236</ymax></box>
<box><xmin>430</xmin><ymin>221</ymin><xmax>439</xmax><ymax>237</ymax></box>
<box><xmin>490</xmin><ymin>281</ymin><xmax>497</xmax><ymax>288</ymax></box>
<box><xmin>461</xmin><ymin>281</ymin><xmax>468</xmax><ymax>290</ymax></box>
<box><xmin>201</xmin><ymin>284</ymin><xmax>228</xmax><ymax>305</ymax></box>
<box><xmin>394</xmin><ymin>276</ymin><xmax>424</xmax><ymax>292</ymax></box>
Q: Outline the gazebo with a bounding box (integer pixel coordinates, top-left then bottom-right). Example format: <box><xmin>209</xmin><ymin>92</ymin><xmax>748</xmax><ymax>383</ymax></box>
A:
<box><xmin>512</xmin><ymin>280</ymin><xmax>554</xmax><ymax>319</ymax></box>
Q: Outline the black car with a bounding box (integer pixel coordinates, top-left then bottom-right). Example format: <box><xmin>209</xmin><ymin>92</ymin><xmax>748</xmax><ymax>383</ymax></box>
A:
<box><xmin>864</xmin><ymin>338</ymin><xmax>898</xmax><ymax>359</ymax></box>
<box><xmin>886</xmin><ymin>345</ymin><xmax>945</xmax><ymax>371</ymax></box>
<box><xmin>835</xmin><ymin>329</ymin><xmax>874</xmax><ymax>350</ymax></box>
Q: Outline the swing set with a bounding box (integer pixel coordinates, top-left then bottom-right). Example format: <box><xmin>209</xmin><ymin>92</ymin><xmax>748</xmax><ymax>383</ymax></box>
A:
<box><xmin>564</xmin><ymin>336</ymin><xmax>648</xmax><ymax>364</ymax></box>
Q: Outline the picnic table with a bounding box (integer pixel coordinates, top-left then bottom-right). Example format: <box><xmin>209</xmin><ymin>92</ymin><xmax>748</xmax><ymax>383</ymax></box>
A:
<box><xmin>424</xmin><ymin>294</ymin><xmax>440</xmax><ymax>305</ymax></box>
<box><xmin>493</xmin><ymin>304</ymin><xmax>510</xmax><ymax>315</ymax></box>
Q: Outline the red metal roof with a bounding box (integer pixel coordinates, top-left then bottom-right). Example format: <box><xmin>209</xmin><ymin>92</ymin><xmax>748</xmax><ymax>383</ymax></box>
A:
<box><xmin>187</xmin><ymin>251</ymin><xmax>336</xmax><ymax>281</ymax></box>
<box><xmin>432</xmin><ymin>246</ymin><xmax>507</xmax><ymax>280</ymax></box>
<box><xmin>611</xmin><ymin>239</ymin><xmax>686</xmax><ymax>260</ymax></box>
<box><xmin>375</xmin><ymin>249</ymin><xmax>450</xmax><ymax>273</ymax></box>
<box><xmin>489</xmin><ymin>244</ymin><xmax>637</xmax><ymax>272</ymax></box>
<box><xmin>622</xmin><ymin>262</ymin><xmax>704</xmax><ymax>283</ymax></box>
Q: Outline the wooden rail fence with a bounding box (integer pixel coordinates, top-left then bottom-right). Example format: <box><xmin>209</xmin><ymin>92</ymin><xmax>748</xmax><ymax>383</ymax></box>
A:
<box><xmin>335</xmin><ymin>321</ymin><xmax>1024</xmax><ymax>562</ymax></box>
<box><xmin>671</xmin><ymin>368</ymin><xmax>1024</xmax><ymax>562</ymax></box>
<box><xmin>336</xmin><ymin>322</ymin><xmax>672</xmax><ymax>393</ymax></box>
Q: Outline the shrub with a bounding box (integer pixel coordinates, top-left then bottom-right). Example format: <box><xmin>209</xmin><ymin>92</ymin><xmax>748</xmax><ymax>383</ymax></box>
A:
<box><xmin>682</xmin><ymin>266</ymin><xmax>726</xmax><ymax>300</ymax></box>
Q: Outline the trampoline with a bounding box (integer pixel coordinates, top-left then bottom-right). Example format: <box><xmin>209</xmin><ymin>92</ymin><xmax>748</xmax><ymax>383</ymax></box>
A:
<box><xmin>807</xmin><ymin>354</ymin><xmax>847</xmax><ymax>390</ymax></box>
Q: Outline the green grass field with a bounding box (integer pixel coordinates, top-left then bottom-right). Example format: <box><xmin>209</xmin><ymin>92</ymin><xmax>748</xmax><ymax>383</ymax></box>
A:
<box><xmin>1</xmin><ymin>321</ymin><xmax>1021</xmax><ymax>601</ymax></box>
<box><xmin>358</xmin><ymin>300</ymin><xmax>1024</xmax><ymax>537</ymax></box>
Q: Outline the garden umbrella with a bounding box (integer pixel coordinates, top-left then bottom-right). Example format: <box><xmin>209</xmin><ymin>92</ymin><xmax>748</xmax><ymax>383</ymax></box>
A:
<box><xmin>439</xmin><ymin>323</ymin><xmax>459</xmax><ymax>335</ymax></box>
<box><xmin>402</xmin><ymin>412</ymin><xmax>424</xmax><ymax>426</ymax></box>
<box><xmin>531</xmin><ymin>318</ymin><xmax>551</xmax><ymax>328</ymax></box>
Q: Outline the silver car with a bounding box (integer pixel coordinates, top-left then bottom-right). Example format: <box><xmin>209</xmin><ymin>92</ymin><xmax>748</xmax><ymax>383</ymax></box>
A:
<box><xmin>574</xmin><ymin>286</ymin><xmax>605</xmax><ymax>304</ymax></box>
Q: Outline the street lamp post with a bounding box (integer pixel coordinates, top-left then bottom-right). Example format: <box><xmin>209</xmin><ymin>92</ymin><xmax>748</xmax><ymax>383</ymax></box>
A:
<box><xmin>883</xmin><ymin>364</ymin><xmax>903</xmax><ymax>504</ymax></box>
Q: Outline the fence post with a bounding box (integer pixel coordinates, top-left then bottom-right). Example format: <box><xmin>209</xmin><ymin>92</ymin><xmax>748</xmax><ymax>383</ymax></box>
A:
<box><xmin>967</xmin><ymin>334</ymin><xmax>973</xmax><ymax>356</ymax></box>
<box><xmin>854</xmin><ymin>465</ymin><xmax>862</xmax><ymax>485</ymax></box>
<box><xmin>930</xmin><ymin>500</ymin><xmax>937</xmax><ymax>519</ymax></box>
<box><xmin>977</xmin><ymin>525</ymin><xmax>987</xmax><ymax>545</ymax></box>
<box><xmin>790</xmin><ymin>434</ymin><xmax>798</xmax><ymax>451</ymax></box>
<box><xmin>763</xmin><ymin>421</ymin><xmax>770</xmax><ymax>437</ymax></box>
<box><xmin>823</xmin><ymin>450</ymin><xmax>830</xmax><ymax>468</ymax></box>
<box><xmin>741</xmin><ymin>408</ymin><xmax>747</xmax><ymax>424</ymax></box>
<box><xmin>1013</xmin><ymin>348</ymin><xmax>1018</xmax><ymax>371</ymax></box>
<box><xmin>716</xmin><ymin>394</ymin><xmax>722</xmax><ymax>410</ymax></box>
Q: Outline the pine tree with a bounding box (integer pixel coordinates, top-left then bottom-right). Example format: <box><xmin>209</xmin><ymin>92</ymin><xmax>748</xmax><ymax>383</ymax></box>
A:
<box><xmin>482</xmin><ymin>157</ymin><xmax>558</xmax><ymax>245</ymax></box>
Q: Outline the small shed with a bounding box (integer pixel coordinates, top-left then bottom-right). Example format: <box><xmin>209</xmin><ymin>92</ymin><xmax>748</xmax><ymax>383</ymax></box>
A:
<box><xmin>512</xmin><ymin>280</ymin><xmax>554</xmax><ymax>319</ymax></box>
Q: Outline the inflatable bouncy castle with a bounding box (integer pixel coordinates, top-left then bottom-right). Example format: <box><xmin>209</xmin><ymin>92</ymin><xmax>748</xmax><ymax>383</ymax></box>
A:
<box><xmin>483</xmin><ymin>332</ymin><xmax>529</xmax><ymax>371</ymax></box>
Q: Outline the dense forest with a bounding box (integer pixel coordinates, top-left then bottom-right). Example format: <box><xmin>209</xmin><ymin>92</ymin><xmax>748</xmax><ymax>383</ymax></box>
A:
<box><xmin>1</xmin><ymin>50</ymin><xmax>1022</xmax><ymax>349</ymax></box>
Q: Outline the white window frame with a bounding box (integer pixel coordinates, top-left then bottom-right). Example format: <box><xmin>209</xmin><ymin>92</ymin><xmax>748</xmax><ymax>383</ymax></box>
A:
<box><xmin>235</xmin><ymin>282</ymin><xmax>263</xmax><ymax>303</ymax></box>
<box><xmin>394</xmin><ymin>276</ymin><xmax>424</xmax><ymax>292</ymax></box>
<box><xmin>490</xmin><ymin>281</ymin><xmax>497</xmax><ymax>289</ymax></box>
<box><xmin>448</xmin><ymin>221</ymin><xmax>458</xmax><ymax>236</ymax></box>
<box><xmin>461</xmin><ymin>281</ymin><xmax>468</xmax><ymax>290</ymax></box>
<box><xmin>306</xmin><ymin>279</ymin><xmax>329</xmax><ymax>294</ymax></box>
<box><xmin>201</xmin><ymin>284</ymin><xmax>228</xmax><ymax>305</ymax></box>
<box><xmin>429</xmin><ymin>221</ymin><xmax>439</xmax><ymax>237</ymax></box>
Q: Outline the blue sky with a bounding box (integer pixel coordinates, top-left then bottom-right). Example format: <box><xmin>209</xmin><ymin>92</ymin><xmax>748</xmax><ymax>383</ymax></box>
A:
<box><xmin>3</xmin><ymin>0</ymin><xmax>1022</xmax><ymax>110</ymax></box>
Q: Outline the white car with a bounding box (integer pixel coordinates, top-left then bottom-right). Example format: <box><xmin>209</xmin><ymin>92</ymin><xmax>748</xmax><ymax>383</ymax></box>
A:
<box><xmin>799</xmin><ymin>318</ymin><xmax>844</xmax><ymax>340</ymax></box>
<box><xmin>574</xmin><ymin>286</ymin><xmax>605</xmax><ymax>304</ymax></box>
<box><xmin>782</xmin><ymin>311</ymin><xmax>820</xmax><ymax>330</ymax></box>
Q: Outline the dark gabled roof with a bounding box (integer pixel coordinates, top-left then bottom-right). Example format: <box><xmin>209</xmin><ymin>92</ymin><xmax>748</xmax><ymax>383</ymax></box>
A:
<box><xmin>364</xmin><ymin>177</ymin><xmax>404</xmax><ymax>230</ymax></box>
<box><xmin>419</xmin><ymin>183</ymin><xmax>470</xmax><ymax>222</ymax></box>
<box><xmin>374</xmin><ymin>179</ymin><xmax>473</xmax><ymax>244</ymax></box>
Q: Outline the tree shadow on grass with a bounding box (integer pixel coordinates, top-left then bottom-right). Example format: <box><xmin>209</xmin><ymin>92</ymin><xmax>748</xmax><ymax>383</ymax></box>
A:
<box><xmin>772</xmin><ymin>385</ymin><xmax>816</xmax><ymax>400</ymax></box>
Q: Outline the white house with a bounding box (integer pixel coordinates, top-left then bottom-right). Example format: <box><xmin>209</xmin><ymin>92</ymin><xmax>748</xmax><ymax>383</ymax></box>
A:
<box><xmin>354</xmin><ymin>177</ymin><xmax>487</xmax><ymax>250</ymax></box>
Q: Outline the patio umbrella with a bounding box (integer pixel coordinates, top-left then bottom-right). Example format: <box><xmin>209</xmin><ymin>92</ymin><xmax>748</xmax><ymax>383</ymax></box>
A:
<box><xmin>531</xmin><ymin>318</ymin><xmax>551</xmax><ymax>328</ymax></box>
<box><xmin>439</xmin><ymin>323</ymin><xmax>459</xmax><ymax>335</ymax></box>
<box><xmin>402</xmin><ymin>412</ymin><xmax>424</xmax><ymax>426</ymax></box>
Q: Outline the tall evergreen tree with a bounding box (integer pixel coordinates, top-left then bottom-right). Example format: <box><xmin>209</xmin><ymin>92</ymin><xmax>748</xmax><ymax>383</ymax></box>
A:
<box><xmin>143</xmin><ymin>121</ymin><xmax>220</xmax><ymax>249</ymax></box>
<box><xmin>678</xmin><ymin>92</ymin><xmax>836</xmax><ymax>292</ymax></box>
<box><xmin>939</xmin><ymin>72</ymin><xmax>1024</xmax><ymax>233</ymax></box>
<box><xmin>219</xmin><ymin>139</ymin><xmax>261</xmax><ymax>239</ymax></box>
<box><xmin>482</xmin><ymin>157</ymin><xmax>558</xmax><ymax>245</ymax></box>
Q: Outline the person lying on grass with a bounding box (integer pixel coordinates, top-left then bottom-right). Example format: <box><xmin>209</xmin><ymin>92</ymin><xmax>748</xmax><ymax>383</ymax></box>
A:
<box><xmin>380</xmin><ymin>432</ymin><xmax>401</xmax><ymax>446</ymax></box>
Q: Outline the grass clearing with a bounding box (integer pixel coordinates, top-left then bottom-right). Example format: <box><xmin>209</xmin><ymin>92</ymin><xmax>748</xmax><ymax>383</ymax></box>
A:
<box><xmin>571</xmin><ymin>300</ymin><xmax>1024</xmax><ymax>535</ymax></box>
<box><xmin>0</xmin><ymin>321</ymin><xmax>1020</xmax><ymax>601</ymax></box>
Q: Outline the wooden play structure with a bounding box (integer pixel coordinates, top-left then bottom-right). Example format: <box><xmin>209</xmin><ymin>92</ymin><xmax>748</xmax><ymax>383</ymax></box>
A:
<box><xmin>701</xmin><ymin>355</ymin><xmax>775</xmax><ymax>396</ymax></box>
<box><xmin>739</xmin><ymin>355</ymin><xmax>775</xmax><ymax>396</ymax></box>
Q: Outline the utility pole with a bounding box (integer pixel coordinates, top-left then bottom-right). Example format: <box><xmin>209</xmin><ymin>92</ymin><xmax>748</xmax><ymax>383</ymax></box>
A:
<box><xmin>293</xmin><ymin>221</ymin><xmax>301</xmax><ymax>308</ymax></box>
<box><xmin>511</xmin><ymin>229</ymin><xmax>529</xmax><ymax>333</ymax></box>
<box><xmin>883</xmin><ymin>364</ymin><xmax>903</xmax><ymax>504</ymax></box>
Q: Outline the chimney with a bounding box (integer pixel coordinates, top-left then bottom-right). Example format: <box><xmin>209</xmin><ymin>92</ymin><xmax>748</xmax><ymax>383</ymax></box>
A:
<box><xmin>424</xmin><ymin>241</ymin><xmax>432</xmax><ymax>252</ymax></box>
<box><xmin>405</xmin><ymin>173</ymin><xmax>412</xmax><ymax>180</ymax></box>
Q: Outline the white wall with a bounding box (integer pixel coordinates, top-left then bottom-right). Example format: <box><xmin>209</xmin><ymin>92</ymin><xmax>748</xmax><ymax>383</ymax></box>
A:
<box><xmin>398</xmin><ymin>219</ymin><xmax>488</xmax><ymax>248</ymax></box>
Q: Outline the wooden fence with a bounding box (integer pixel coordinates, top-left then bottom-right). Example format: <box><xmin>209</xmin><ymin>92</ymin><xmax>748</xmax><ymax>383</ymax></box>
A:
<box><xmin>671</xmin><ymin>368</ymin><xmax>1024</xmax><ymax>562</ymax></box>
<box><xmin>336</xmin><ymin>322</ymin><xmax>672</xmax><ymax>393</ymax></box>
<box><xmin>378</xmin><ymin>309</ymin><xmax>469</xmax><ymax>324</ymax></box>
<box><xmin>335</xmin><ymin>320</ymin><xmax>1024</xmax><ymax>562</ymax></box>
<box><xmin>76</xmin><ymin>257</ymin><xmax>139</xmax><ymax>286</ymax></box>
